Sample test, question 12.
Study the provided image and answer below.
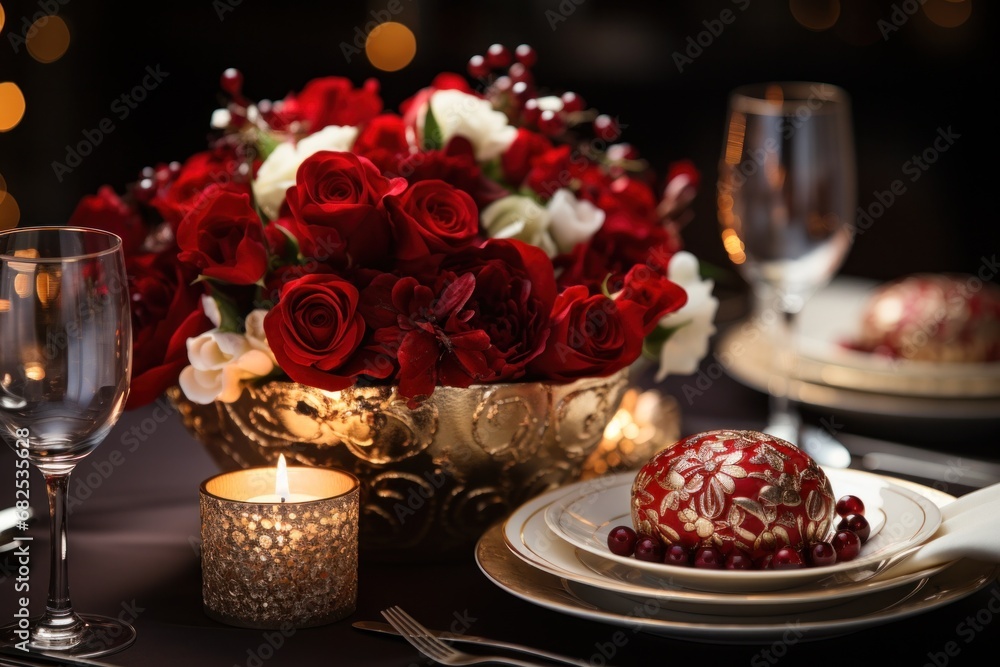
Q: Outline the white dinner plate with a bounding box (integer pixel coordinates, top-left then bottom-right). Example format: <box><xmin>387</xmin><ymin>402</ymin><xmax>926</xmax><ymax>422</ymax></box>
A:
<box><xmin>544</xmin><ymin>468</ymin><xmax>942</xmax><ymax>593</ymax></box>
<box><xmin>502</xmin><ymin>473</ymin><xmax>949</xmax><ymax>614</ymax></box>
<box><xmin>478</xmin><ymin>522</ymin><xmax>999</xmax><ymax>644</ymax></box>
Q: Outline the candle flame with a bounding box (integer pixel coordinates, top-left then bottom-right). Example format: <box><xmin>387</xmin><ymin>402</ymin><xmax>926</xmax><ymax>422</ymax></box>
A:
<box><xmin>275</xmin><ymin>454</ymin><xmax>290</xmax><ymax>502</ymax></box>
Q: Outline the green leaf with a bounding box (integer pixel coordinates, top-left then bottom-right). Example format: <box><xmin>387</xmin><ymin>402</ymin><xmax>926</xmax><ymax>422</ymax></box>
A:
<box><xmin>423</xmin><ymin>105</ymin><xmax>443</xmax><ymax>151</ymax></box>
<box><xmin>641</xmin><ymin>320</ymin><xmax>690</xmax><ymax>359</ymax></box>
<box><xmin>208</xmin><ymin>291</ymin><xmax>245</xmax><ymax>333</ymax></box>
<box><xmin>256</xmin><ymin>131</ymin><xmax>282</xmax><ymax>161</ymax></box>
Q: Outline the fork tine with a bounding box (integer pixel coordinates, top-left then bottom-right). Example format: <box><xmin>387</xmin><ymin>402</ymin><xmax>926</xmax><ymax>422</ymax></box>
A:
<box><xmin>390</xmin><ymin>606</ymin><xmax>460</xmax><ymax>657</ymax></box>
<box><xmin>382</xmin><ymin>607</ymin><xmax>453</xmax><ymax>662</ymax></box>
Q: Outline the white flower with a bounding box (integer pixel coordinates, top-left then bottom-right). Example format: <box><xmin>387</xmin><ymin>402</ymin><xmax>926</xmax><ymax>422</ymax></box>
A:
<box><xmin>655</xmin><ymin>251</ymin><xmax>719</xmax><ymax>381</ymax></box>
<box><xmin>425</xmin><ymin>89</ymin><xmax>517</xmax><ymax>162</ymax></box>
<box><xmin>252</xmin><ymin>125</ymin><xmax>359</xmax><ymax>219</ymax></box>
<box><xmin>481</xmin><ymin>195</ymin><xmax>557</xmax><ymax>257</ymax></box>
<box><xmin>546</xmin><ymin>189</ymin><xmax>605</xmax><ymax>254</ymax></box>
<box><xmin>178</xmin><ymin>305</ymin><xmax>277</xmax><ymax>404</ymax></box>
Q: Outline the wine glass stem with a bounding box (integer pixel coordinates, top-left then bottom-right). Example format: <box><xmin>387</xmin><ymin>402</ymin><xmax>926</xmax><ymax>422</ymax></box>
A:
<box><xmin>769</xmin><ymin>308</ymin><xmax>801</xmax><ymax>440</ymax></box>
<box><xmin>32</xmin><ymin>472</ymin><xmax>86</xmax><ymax>648</ymax></box>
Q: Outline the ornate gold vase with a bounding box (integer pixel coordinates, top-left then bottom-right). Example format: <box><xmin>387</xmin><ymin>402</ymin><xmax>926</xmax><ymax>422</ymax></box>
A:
<box><xmin>169</xmin><ymin>370</ymin><xmax>628</xmax><ymax>561</ymax></box>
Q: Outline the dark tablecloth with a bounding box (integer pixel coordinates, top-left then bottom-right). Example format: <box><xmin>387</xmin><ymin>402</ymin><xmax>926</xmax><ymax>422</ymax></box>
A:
<box><xmin>2</xmin><ymin>351</ymin><xmax>999</xmax><ymax>667</ymax></box>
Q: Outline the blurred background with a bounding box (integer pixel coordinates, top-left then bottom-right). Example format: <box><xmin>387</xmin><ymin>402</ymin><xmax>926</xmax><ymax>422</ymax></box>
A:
<box><xmin>0</xmin><ymin>0</ymin><xmax>995</xmax><ymax>284</ymax></box>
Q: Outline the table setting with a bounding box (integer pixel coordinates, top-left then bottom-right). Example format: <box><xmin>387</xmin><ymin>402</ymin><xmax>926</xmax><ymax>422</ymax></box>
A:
<box><xmin>1</xmin><ymin>4</ymin><xmax>999</xmax><ymax>665</ymax></box>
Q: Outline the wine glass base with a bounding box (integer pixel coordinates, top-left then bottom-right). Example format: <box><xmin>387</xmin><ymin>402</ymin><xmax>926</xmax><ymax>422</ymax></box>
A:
<box><xmin>0</xmin><ymin>615</ymin><xmax>136</xmax><ymax>659</ymax></box>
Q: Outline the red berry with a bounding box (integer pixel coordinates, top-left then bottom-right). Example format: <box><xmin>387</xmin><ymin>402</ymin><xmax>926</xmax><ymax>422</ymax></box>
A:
<box><xmin>538</xmin><ymin>109</ymin><xmax>565</xmax><ymax>136</ymax></box>
<box><xmin>486</xmin><ymin>43</ymin><xmax>511</xmax><ymax>69</ymax></box>
<box><xmin>838</xmin><ymin>514</ymin><xmax>871</xmax><ymax>543</ymax></box>
<box><xmin>467</xmin><ymin>55</ymin><xmax>489</xmax><ymax>79</ymax></box>
<box><xmin>511</xmin><ymin>81</ymin><xmax>533</xmax><ymax>104</ymax></box>
<box><xmin>140</xmin><ymin>166</ymin><xmax>155</xmax><ymax>180</ymax></box>
<box><xmin>634</xmin><ymin>536</ymin><xmax>664</xmax><ymax>563</ymax></box>
<box><xmin>836</xmin><ymin>495</ymin><xmax>865</xmax><ymax>517</ymax></box>
<box><xmin>607</xmin><ymin>526</ymin><xmax>637</xmax><ymax>557</ymax></box>
<box><xmin>514</xmin><ymin>44</ymin><xmax>537</xmax><ymax>67</ymax></box>
<box><xmin>593</xmin><ymin>114</ymin><xmax>620</xmax><ymax>141</ymax></box>
<box><xmin>607</xmin><ymin>143</ymin><xmax>640</xmax><ymax>162</ymax></box>
<box><xmin>663</xmin><ymin>544</ymin><xmax>691</xmax><ymax>567</ymax></box>
<box><xmin>521</xmin><ymin>98</ymin><xmax>541</xmax><ymax>125</ymax></box>
<box><xmin>561</xmin><ymin>91</ymin><xmax>585</xmax><ymax>113</ymax></box>
<box><xmin>772</xmin><ymin>546</ymin><xmax>805</xmax><ymax>569</ymax></box>
<box><xmin>808</xmin><ymin>542</ymin><xmax>837</xmax><ymax>567</ymax></box>
<box><xmin>756</xmin><ymin>554</ymin><xmax>774</xmax><ymax>570</ymax></box>
<box><xmin>508</xmin><ymin>62</ymin><xmax>534</xmax><ymax>85</ymax></box>
<box><xmin>220</xmin><ymin>68</ymin><xmax>243</xmax><ymax>96</ymax></box>
<box><xmin>134</xmin><ymin>177</ymin><xmax>156</xmax><ymax>203</ymax></box>
<box><xmin>692</xmin><ymin>546</ymin><xmax>723</xmax><ymax>569</ymax></box>
<box><xmin>167</xmin><ymin>161</ymin><xmax>182</xmax><ymax>179</ymax></box>
<box><xmin>832</xmin><ymin>530</ymin><xmax>862</xmax><ymax>562</ymax></box>
<box><xmin>725</xmin><ymin>549</ymin><xmax>754</xmax><ymax>570</ymax></box>
<box><xmin>492</xmin><ymin>75</ymin><xmax>513</xmax><ymax>94</ymax></box>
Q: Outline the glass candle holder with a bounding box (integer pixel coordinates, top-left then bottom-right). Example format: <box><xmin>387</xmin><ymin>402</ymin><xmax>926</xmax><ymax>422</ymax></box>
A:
<box><xmin>199</xmin><ymin>466</ymin><xmax>359</xmax><ymax>629</ymax></box>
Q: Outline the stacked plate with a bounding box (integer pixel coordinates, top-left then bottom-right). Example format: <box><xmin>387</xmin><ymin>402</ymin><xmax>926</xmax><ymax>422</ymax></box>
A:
<box><xmin>717</xmin><ymin>277</ymin><xmax>1000</xmax><ymax>420</ymax></box>
<box><xmin>475</xmin><ymin>468</ymin><xmax>999</xmax><ymax>643</ymax></box>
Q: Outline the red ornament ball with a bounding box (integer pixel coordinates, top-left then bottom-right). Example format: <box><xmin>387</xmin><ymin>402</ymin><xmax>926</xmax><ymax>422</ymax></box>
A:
<box><xmin>631</xmin><ymin>430</ymin><xmax>837</xmax><ymax>560</ymax></box>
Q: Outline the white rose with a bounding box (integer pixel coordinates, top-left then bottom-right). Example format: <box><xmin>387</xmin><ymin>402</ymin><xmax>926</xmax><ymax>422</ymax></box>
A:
<box><xmin>178</xmin><ymin>327</ymin><xmax>275</xmax><ymax>405</ymax></box>
<box><xmin>481</xmin><ymin>195</ymin><xmax>557</xmax><ymax>257</ymax></box>
<box><xmin>252</xmin><ymin>125</ymin><xmax>359</xmax><ymax>219</ymax></box>
<box><xmin>425</xmin><ymin>89</ymin><xmax>517</xmax><ymax>162</ymax></box>
<box><xmin>546</xmin><ymin>189</ymin><xmax>605</xmax><ymax>254</ymax></box>
<box><xmin>244</xmin><ymin>309</ymin><xmax>277</xmax><ymax>365</ymax></box>
<box><xmin>655</xmin><ymin>251</ymin><xmax>720</xmax><ymax>381</ymax></box>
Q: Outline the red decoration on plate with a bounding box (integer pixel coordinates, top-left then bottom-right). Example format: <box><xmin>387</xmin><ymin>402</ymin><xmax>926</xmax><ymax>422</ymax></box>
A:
<box><xmin>631</xmin><ymin>430</ymin><xmax>837</xmax><ymax>560</ymax></box>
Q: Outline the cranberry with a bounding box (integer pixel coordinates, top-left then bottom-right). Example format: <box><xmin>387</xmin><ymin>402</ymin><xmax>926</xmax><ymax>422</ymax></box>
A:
<box><xmin>467</xmin><ymin>54</ymin><xmax>489</xmax><ymax>79</ymax></box>
<box><xmin>607</xmin><ymin>526</ymin><xmax>637</xmax><ymax>557</ymax></box>
<box><xmin>492</xmin><ymin>75</ymin><xmax>513</xmax><ymax>94</ymax></box>
<box><xmin>133</xmin><ymin>177</ymin><xmax>157</xmax><ymax>203</ymax></box>
<box><xmin>560</xmin><ymin>91</ymin><xmax>585</xmax><ymax>113</ymax></box>
<box><xmin>808</xmin><ymin>542</ymin><xmax>837</xmax><ymax>567</ymax></box>
<box><xmin>167</xmin><ymin>161</ymin><xmax>182</xmax><ymax>179</ymax></box>
<box><xmin>514</xmin><ymin>44</ymin><xmax>537</xmax><ymax>67</ymax></box>
<box><xmin>521</xmin><ymin>98</ymin><xmax>541</xmax><ymax>125</ymax></box>
<box><xmin>634</xmin><ymin>536</ymin><xmax>664</xmax><ymax>563</ymax></box>
<box><xmin>756</xmin><ymin>554</ymin><xmax>774</xmax><ymax>570</ymax></box>
<box><xmin>220</xmin><ymin>68</ymin><xmax>243</xmax><ymax>96</ymax></box>
<box><xmin>725</xmin><ymin>549</ymin><xmax>754</xmax><ymax>570</ymax></box>
<box><xmin>511</xmin><ymin>81</ymin><xmax>533</xmax><ymax>104</ymax></box>
<box><xmin>832</xmin><ymin>530</ymin><xmax>861</xmax><ymax>562</ymax></box>
<box><xmin>508</xmin><ymin>62</ymin><xmax>534</xmax><ymax>85</ymax></box>
<box><xmin>485</xmin><ymin>43</ymin><xmax>512</xmax><ymax>69</ymax></box>
<box><xmin>772</xmin><ymin>546</ymin><xmax>805</xmax><ymax>569</ymax></box>
<box><xmin>140</xmin><ymin>166</ymin><xmax>156</xmax><ymax>180</ymax></box>
<box><xmin>593</xmin><ymin>114</ymin><xmax>620</xmax><ymax>141</ymax></box>
<box><xmin>663</xmin><ymin>544</ymin><xmax>691</xmax><ymax>567</ymax></box>
<box><xmin>838</xmin><ymin>514</ymin><xmax>871</xmax><ymax>543</ymax></box>
<box><xmin>538</xmin><ymin>109</ymin><xmax>565</xmax><ymax>136</ymax></box>
<box><xmin>836</xmin><ymin>495</ymin><xmax>865</xmax><ymax>517</ymax></box>
<box><xmin>692</xmin><ymin>546</ymin><xmax>723</xmax><ymax>569</ymax></box>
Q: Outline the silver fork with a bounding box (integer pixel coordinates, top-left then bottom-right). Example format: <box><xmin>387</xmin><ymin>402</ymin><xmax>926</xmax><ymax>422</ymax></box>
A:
<box><xmin>380</xmin><ymin>606</ymin><xmax>554</xmax><ymax>667</ymax></box>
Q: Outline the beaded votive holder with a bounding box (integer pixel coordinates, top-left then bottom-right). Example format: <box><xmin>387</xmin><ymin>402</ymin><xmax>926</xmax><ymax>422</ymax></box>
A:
<box><xmin>199</xmin><ymin>465</ymin><xmax>360</xmax><ymax>629</ymax></box>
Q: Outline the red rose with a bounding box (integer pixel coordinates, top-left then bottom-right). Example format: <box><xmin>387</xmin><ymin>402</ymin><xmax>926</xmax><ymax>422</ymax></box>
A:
<box><xmin>360</xmin><ymin>272</ymin><xmax>491</xmax><ymax>403</ymax></box>
<box><xmin>385</xmin><ymin>180</ymin><xmax>479</xmax><ymax>260</ymax></box>
<box><xmin>397</xmin><ymin>140</ymin><xmax>508</xmax><ymax>208</ymax></box>
<box><xmin>442</xmin><ymin>239</ymin><xmax>556</xmax><ymax>381</ymax></box>
<box><xmin>286</xmin><ymin>151</ymin><xmax>405</xmax><ymax>268</ymax></box>
<box><xmin>67</xmin><ymin>186</ymin><xmax>145</xmax><ymax>254</ymax></box>
<box><xmin>153</xmin><ymin>148</ymin><xmax>250</xmax><ymax>230</ymax></box>
<box><xmin>125</xmin><ymin>251</ymin><xmax>212</xmax><ymax>408</ymax></box>
<box><xmin>501</xmin><ymin>129</ymin><xmax>552</xmax><ymax>188</ymax></box>
<box><xmin>352</xmin><ymin>114</ymin><xmax>409</xmax><ymax>173</ymax></box>
<box><xmin>176</xmin><ymin>188</ymin><xmax>268</xmax><ymax>285</ymax></box>
<box><xmin>528</xmin><ymin>286</ymin><xmax>645</xmax><ymax>382</ymax></box>
<box><xmin>617</xmin><ymin>265</ymin><xmax>688</xmax><ymax>335</ymax></box>
<box><xmin>282</xmin><ymin>76</ymin><xmax>382</xmax><ymax>131</ymax></box>
<box><xmin>525</xmin><ymin>145</ymin><xmax>577</xmax><ymax>200</ymax></box>
<box><xmin>263</xmin><ymin>274</ymin><xmax>389</xmax><ymax>391</ymax></box>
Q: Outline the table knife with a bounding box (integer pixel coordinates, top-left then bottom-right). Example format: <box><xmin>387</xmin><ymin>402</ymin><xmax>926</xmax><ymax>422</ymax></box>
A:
<box><xmin>353</xmin><ymin>621</ymin><xmax>594</xmax><ymax>667</ymax></box>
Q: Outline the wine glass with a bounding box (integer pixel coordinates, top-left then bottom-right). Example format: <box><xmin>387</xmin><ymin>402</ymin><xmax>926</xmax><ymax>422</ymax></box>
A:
<box><xmin>0</xmin><ymin>227</ymin><xmax>135</xmax><ymax>657</ymax></box>
<box><xmin>717</xmin><ymin>82</ymin><xmax>856</xmax><ymax>454</ymax></box>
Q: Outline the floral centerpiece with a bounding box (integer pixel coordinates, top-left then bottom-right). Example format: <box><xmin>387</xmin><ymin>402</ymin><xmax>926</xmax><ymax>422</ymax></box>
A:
<box><xmin>69</xmin><ymin>44</ymin><xmax>718</xmax><ymax>558</ymax></box>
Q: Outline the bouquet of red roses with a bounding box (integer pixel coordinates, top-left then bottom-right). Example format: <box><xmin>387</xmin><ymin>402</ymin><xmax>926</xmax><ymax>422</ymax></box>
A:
<box><xmin>69</xmin><ymin>44</ymin><xmax>718</xmax><ymax>409</ymax></box>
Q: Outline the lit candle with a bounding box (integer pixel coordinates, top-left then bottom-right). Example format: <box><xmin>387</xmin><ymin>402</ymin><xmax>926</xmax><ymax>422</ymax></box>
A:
<box><xmin>245</xmin><ymin>454</ymin><xmax>319</xmax><ymax>503</ymax></box>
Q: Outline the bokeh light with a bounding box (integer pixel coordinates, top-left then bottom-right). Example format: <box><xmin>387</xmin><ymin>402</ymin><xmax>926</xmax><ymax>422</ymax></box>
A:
<box><xmin>923</xmin><ymin>0</ymin><xmax>972</xmax><ymax>28</ymax></box>
<box><xmin>0</xmin><ymin>82</ymin><xmax>26</xmax><ymax>132</ymax></box>
<box><xmin>0</xmin><ymin>172</ymin><xmax>6</xmax><ymax>206</ymax></box>
<box><xmin>26</xmin><ymin>15</ymin><xmax>71</xmax><ymax>63</ymax></box>
<box><xmin>790</xmin><ymin>0</ymin><xmax>841</xmax><ymax>31</ymax></box>
<box><xmin>0</xmin><ymin>190</ymin><xmax>20</xmax><ymax>231</ymax></box>
<box><xmin>0</xmin><ymin>4</ymin><xmax>6</xmax><ymax>33</ymax></box>
<box><xmin>365</xmin><ymin>22</ymin><xmax>417</xmax><ymax>72</ymax></box>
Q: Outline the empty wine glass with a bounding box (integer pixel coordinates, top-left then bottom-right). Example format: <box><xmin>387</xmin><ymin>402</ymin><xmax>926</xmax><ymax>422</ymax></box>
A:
<box><xmin>0</xmin><ymin>227</ymin><xmax>135</xmax><ymax>657</ymax></box>
<box><xmin>717</xmin><ymin>82</ymin><xmax>856</xmax><ymax>452</ymax></box>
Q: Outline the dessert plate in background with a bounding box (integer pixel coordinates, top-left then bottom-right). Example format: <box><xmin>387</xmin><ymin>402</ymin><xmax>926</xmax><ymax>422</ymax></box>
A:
<box><xmin>544</xmin><ymin>468</ymin><xmax>942</xmax><ymax>593</ymax></box>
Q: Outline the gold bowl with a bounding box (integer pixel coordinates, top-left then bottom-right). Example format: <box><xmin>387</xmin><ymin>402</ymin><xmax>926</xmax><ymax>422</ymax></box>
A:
<box><xmin>169</xmin><ymin>370</ymin><xmax>628</xmax><ymax>561</ymax></box>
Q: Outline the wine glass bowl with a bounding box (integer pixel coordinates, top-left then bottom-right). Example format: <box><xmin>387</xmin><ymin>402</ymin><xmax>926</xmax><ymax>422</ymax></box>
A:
<box><xmin>0</xmin><ymin>227</ymin><xmax>135</xmax><ymax>657</ymax></box>
<box><xmin>717</xmin><ymin>82</ymin><xmax>857</xmax><ymax>448</ymax></box>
